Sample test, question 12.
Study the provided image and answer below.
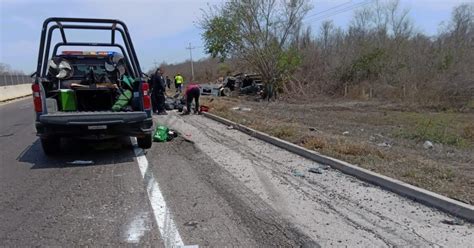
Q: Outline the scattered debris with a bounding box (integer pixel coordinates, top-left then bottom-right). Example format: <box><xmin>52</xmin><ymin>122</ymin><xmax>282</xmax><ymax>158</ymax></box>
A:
<box><xmin>308</xmin><ymin>167</ymin><xmax>323</xmax><ymax>174</ymax></box>
<box><xmin>291</xmin><ymin>169</ymin><xmax>305</xmax><ymax>178</ymax></box>
<box><xmin>441</xmin><ymin>219</ymin><xmax>464</xmax><ymax>226</ymax></box>
<box><xmin>67</xmin><ymin>160</ymin><xmax>94</xmax><ymax>165</ymax></box>
<box><xmin>164</xmin><ymin>96</ymin><xmax>185</xmax><ymax>111</ymax></box>
<box><xmin>227</xmin><ymin>125</ymin><xmax>234</xmax><ymax>130</ymax></box>
<box><xmin>231</xmin><ymin>106</ymin><xmax>252</xmax><ymax>112</ymax></box>
<box><xmin>423</xmin><ymin>140</ymin><xmax>434</xmax><ymax>149</ymax></box>
<box><xmin>184</xmin><ymin>221</ymin><xmax>199</xmax><ymax>227</ymax></box>
<box><xmin>309</xmin><ymin>127</ymin><xmax>318</xmax><ymax>132</ymax></box>
<box><xmin>167</xmin><ymin>130</ymin><xmax>178</xmax><ymax>141</ymax></box>
<box><xmin>320</xmin><ymin>165</ymin><xmax>331</xmax><ymax>170</ymax></box>
<box><xmin>377</xmin><ymin>142</ymin><xmax>392</xmax><ymax>148</ymax></box>
<box><xmin>369</xmin><ymin>136</ymin><xmax>376</xmax><ymax>142</ymax></box>
<box><xmin>342</xmin><ymin>131</ymin><xmax>350</xmax><ymax>135</ymax></box>
<box><xmin>153</xmin><ymin>126</ymin><xmax>178</xmax><ymax>142</ymax></box>
<box><xmin>199</xmin><ymin>105</ymin><xmax>210</xmax><ymax>112</ymax></box>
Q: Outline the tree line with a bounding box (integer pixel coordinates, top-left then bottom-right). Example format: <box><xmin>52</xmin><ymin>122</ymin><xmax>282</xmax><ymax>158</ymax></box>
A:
<box><xmin>198</xmin><ymin>0</ymin><xmax>473</xmax><ymax>108</ymax></box>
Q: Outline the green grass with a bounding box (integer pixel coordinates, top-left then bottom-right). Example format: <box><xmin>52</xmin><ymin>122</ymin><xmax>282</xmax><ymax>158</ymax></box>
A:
<box><xmin>392</xmin><ymin>112</ymin><xmax>471</xmax><ymax>148</ymax></box>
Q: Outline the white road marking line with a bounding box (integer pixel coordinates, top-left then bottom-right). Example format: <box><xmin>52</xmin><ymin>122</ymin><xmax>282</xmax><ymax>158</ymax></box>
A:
<box><xmin>125</xmin><ymin>211</ymin><xmax>150</xmax><ymax>244</ymax></box>
<box><xmin>131</xmin><ymin>137</ymin><xmax>185</xmax><ymax>248</ymax></box>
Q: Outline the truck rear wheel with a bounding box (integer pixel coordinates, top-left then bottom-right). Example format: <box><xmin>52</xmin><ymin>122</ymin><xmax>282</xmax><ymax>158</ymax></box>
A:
<box><xmin>137</xmin><ymin>134</ymin><xmax>152</xmax><ymax>149</ymax></box>
<box><xmin>40</xmin><ymin>136</ymin><xmax>60</xmax><ymax>156</ymax></box>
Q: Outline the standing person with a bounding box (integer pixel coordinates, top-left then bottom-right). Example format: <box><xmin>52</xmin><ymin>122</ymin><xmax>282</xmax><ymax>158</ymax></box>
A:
<box><xmin>175</xmin><ymin>73</ymin><xmax>184</xmax><ymax>93</ymax></box>
<box><xmin>151</xmin><ymin>68</ymin><xmax>167</xmax><ymax>115</ymax></box>
<box><xmin>166</xmin><ymin>76</ymin><xmax>171</xmax><ymax>90</ymax></box>
<box><xmin>174</xmin><ymin>74</ymin><xmax>178</xmax><ymax>91</ymax></box>
<box><xmin>183</xmin><ymin>82</ymin><xmax>200</xmax><ymax>115</ymax></box>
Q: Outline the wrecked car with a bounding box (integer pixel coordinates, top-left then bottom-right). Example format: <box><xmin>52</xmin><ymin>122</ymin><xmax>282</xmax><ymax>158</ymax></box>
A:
<box><xmin>220</xmin><ymin>73</ymin><xmax>264</xmax><ymax>96</ymax></box>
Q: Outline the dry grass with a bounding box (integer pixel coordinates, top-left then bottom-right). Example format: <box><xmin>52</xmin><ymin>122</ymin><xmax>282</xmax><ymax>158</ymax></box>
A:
<box><xmin>463</xmin><ymin>123</ymin><xmax>474</xmax><ymax>141</ymax></box>
<box><xmin>300</xmin><ymin>136</ymin><xmax>328</xmax><ymax>150</ymax></box>
<box><xmin>203</xmin><ymin>97</ymin><xmax>474</xmax><ymax>204</ymax></box>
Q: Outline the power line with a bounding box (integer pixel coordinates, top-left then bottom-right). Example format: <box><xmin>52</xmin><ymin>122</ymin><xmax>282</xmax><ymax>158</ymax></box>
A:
<box><xmin>305</xmin><ymin>0</ymin><xmax>373</xmax><ymax>24</ymax></box>
<box><xmin>304</xmin><ymin>1</ymin><xmax>353</xmax><ymax>19</ymax></box>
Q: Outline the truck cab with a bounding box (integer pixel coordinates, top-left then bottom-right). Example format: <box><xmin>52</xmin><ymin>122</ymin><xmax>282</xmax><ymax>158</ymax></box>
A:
<box><xmin>33</xmin><ymin>17</ymin><xmax>153</xmax><ymax>155</ymax></box>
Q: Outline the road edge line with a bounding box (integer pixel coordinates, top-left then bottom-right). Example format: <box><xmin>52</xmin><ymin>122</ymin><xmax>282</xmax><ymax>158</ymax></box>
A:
<box><xmin>131</xmin><ymin>137</ymin><xmax>185</xmax><ymax>247</ymax></box>
<box><xmin>202</xmin><ymin>112</ymin><xmax>474</xmax><ymax>223</ymax></box>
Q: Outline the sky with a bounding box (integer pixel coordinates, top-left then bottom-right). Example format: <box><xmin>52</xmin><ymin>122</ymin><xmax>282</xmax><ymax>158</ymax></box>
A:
<box><xmin>0</xmin><ymin>0</ymin><xmax>470</xmax><ymax>73</ymax></box>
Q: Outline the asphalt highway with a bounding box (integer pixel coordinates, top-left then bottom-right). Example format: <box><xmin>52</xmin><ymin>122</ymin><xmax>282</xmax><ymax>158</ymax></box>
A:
<box><xmin>0</xmin><ymin>98</ymin><xmax>315</xmax><ymax>247</ymax></box>
<box><xmin>0</xmin><ymin>98</ymin><xmax>472</xmax><ymax>247</ymax></box>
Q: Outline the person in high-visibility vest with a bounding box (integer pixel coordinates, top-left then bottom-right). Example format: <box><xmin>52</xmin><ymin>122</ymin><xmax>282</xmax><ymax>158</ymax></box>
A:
<box><xmin>174</xmin><ymin>73</ymin><xmax>184</xmax><ymax>93</ymax></box>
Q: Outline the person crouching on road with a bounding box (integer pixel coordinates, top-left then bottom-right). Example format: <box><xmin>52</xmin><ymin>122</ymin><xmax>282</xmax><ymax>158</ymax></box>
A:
<box><xmin>183</xmin><ymin>83</ymin><xmax>200</xmax><ymax>115</ymax></box>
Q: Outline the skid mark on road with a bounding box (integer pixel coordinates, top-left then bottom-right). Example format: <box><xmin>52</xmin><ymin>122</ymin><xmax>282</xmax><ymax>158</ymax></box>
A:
<box><xmin>131</xmin><ymin>138</ymin><xmax>185</xmax><ymax>248</ymax></box>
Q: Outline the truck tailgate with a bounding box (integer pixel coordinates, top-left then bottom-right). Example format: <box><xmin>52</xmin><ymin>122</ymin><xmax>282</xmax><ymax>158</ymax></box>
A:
<box><xmin>39</xmin><ymin>111</ymin><xmax>148</xmax><ymax>125</ymax></box>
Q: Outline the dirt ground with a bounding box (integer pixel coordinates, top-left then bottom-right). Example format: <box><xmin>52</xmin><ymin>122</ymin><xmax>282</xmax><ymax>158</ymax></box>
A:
<box><xmin>200</xmin><ymin>96</ymin><xmax>474</xmax><ymax>205</ymax></box>
<box><xmin>156</xmin><ymin>112</ymin><xmax>474</xmax><ymax>247</ymax></box>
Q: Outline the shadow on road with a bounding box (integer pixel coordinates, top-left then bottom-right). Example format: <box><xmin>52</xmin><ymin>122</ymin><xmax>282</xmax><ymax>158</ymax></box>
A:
<box><xmin>17</xmin><ymin>137</ymin><xmax>136</xmax><ymax>169</ymax></box>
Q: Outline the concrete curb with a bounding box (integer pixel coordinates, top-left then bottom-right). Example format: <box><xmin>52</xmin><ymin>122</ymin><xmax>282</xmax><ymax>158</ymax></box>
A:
<box><xmin>202</xmin><ymin>112</ymin><xmax>474</xmax><ymax>222</ymax></box>
<box><xmin>0</xmin><ymin>84</ymin><xmax>31</xmax><ymax>102</ymax></box>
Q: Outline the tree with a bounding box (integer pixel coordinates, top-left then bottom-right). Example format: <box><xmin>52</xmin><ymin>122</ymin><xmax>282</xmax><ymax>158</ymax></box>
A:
<box><xmin>200</xmin><ymin>0</ymin><xmax>311</xmax><ymax>96</ymax></box>
<box><xmin>0</xmin><ymin>63</ymin><xmax>13</xmax><ymax>75</ymax></box>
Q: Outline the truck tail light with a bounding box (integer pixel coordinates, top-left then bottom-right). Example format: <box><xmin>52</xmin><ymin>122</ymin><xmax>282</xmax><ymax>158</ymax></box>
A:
<box><xmin>142</xmin><ymin>82</ymin><xmax>151</xmax><ymax>110</ymax></box>
<box><xmin>32</xmin><ymin>83</ymin><xmax>42</xmax><ymax>113</ymax></box>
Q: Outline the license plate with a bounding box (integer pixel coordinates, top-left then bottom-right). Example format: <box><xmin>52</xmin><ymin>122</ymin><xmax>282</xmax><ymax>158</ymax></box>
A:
<box><xmin>88</xmin><ymin>125</ymin><xmax>107</xmax><ymax>130</ymax></box>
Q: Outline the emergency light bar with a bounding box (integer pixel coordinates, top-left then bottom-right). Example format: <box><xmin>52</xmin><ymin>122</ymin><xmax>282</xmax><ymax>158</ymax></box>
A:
<box><xmin>61</xmin><ymin>51</ymin><xmax>116</xmax><ymax>56</ymax></box>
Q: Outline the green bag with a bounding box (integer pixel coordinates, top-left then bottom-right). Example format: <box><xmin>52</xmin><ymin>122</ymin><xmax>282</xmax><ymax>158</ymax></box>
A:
<box><xmin>112</xmin><ymin>89</ymin><xmax>132</xmax><ymax>111</ymax></box>
<box><xmin>122</xmin><ymin>75</ymin><xmax>136</xmax><ymax>90</ymax></box>
<box><xmin>153</xmin><ymin>125</ymin><xmax>169</xmax><ymax>142</ymax></box>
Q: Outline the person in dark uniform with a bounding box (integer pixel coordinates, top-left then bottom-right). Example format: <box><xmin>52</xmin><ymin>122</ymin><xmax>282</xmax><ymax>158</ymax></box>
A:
<box><xmin>166</xmin><ymin>76</ymin><xmax>171</xmax><ymax>89</ymax></box>
<box><xmin>183</xmin><ymin>82</ymin><xmax>200</xmax><ymax>115</ymax></box>
<box><xmin>151</xmin><ymin>68</ymin><xmax>167</xmax><ymax>115</ymax></box>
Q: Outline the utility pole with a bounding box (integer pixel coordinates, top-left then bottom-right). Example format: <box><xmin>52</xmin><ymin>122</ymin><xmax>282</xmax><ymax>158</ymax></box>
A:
<box><xmin>186</xmin><ymin>42</ymin><xmax>196</xmax><ymax>81</ymax></box>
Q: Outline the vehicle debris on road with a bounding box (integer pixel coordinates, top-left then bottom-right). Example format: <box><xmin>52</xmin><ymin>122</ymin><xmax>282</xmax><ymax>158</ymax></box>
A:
<box><xmin>308</xmin><ymin>167</ymin><xmax>323</xmax><ymax>174</ymax></box>
<box><xmin>231</xmin><ymin>106</ymin><xmax>252</xmax><ymax>111</ymax></box>
<box><xmin>377</xmin><ymin>142</ymin><xmax>392</xmax><ymax>148</ymax></box>
<box><xmin>291</xmin><ymin>169</ymin><xmax>305</xmax><ymax>178</ymax></box>
<box><xmin>308</xmin><ymin>127</ymin><xmax>319</xmax><ymax>132</ymax></box>
<box><xmin>184</xmin><ymin>221</ymin><xmax>199</xmax><ymax>227</ymax></box>
<box><xmin>308</xmin><ymin>164</ymin><xmax>330</xmax><ymax>174</ymax></box>
<box><xmin>441</xmin><ymin>219</ymin><xmax>464</xmax><ymax>226</ymax></box>
<box><xmin>423</xmin><ymin>140</ymin><xmax>434</xmax><ymax>149</ymax></box>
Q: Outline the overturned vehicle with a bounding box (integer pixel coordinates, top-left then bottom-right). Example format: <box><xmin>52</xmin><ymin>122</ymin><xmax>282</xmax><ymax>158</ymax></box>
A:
<box><xmin>200</xmin><ymin>73</ymin><xmax>264</xmax><ymax>97</ymax></box>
